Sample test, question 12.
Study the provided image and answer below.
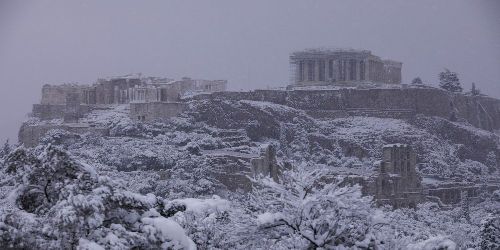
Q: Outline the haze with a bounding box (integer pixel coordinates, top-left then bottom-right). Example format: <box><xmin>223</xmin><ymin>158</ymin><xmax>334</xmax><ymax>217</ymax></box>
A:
<box><xmin>1</xmin><ymin>0</ymin><xmax>499</xmax><ymax>143</ymax></box>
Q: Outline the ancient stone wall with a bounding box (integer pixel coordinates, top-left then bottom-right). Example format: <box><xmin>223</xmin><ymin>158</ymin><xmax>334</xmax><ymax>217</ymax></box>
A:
<box><xmin>158</xmin><ymin>82</ymin><xmax>189</xmax><ymax>102</ymax></box>
<box><xmin>194</xmin><ymin>79</ymin><xmax>227</xmax><ymax>92</ymax></box>
<box><xmin>32</xmin><ymin>104</ymin><xmax>66</xmax><ymax>120</ymax></box>
<box><xmin>383</xmin><ymin>60</ymin><xmax>402</xmax><ymax>84</ymax></box>
<box><xmin>250</xmin><ymin>144</ymin><xmax>280</xmax><ymax>182</ymax></box>
<box><xmin>130</xmin><ymin>102</ymin><xmax>187</xmax><ymax>122</ymax></box>
<box><xmin>64</xmin><ymin>93</ymin><xmax>82</xmax><ymax>123</ymax></box>
<box><xmin>191</xmin><ymin>88</ymin><xmax>500</xmax><ymax>131</ymax></box>
<box><xmin>41</xmin><ymin>84</ymin><xmax>86</xmax><ymax>105</ymax></box>
<box><xmin>32</xmin><ymin>104</ymin><xmax>92</xmax><ymax>121</ymax></box>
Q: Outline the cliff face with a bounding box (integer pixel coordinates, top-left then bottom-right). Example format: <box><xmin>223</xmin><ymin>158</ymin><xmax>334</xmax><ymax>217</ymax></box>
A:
<box><xmin>191</xmin><ymin>88</ymin><xmax>500</xmax><ymax>131</ymax></box>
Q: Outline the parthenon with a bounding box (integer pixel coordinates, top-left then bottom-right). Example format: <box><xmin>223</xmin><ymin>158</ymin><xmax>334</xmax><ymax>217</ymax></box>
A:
<box><xmin>290</xmin><ymin>48</ymin><xmax>402</xmax><ymax>86</ymax></box>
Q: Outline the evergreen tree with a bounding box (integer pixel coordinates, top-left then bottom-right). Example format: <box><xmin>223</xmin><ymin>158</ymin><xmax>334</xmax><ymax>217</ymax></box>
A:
<box><xmin>480</xmin><ymin>216</ymin><xmax>500</xmax><ymax>250</ymax></box>
<box><xmin>411</xmin><ymin>77</ymin><xmax>423</xmax><ymax>85</ymax></box>
<box><xmin>471</xmin><ymin>82</ymin><xmax>480</xmax><ymax>96</ymax></box>
<box><xmin>0</xmin><ymin>145</ymin><xmax>196</xmax><ymax>249</ymax></box>
<box><xmin>0</xmin><ymin>139</ymin><xmax>11</xmax><ymax>159</ymax></box>
<box><xmin>439</xmin><ymin>69</ymin><xmax>462</xmax><ymax>92</ymax></box>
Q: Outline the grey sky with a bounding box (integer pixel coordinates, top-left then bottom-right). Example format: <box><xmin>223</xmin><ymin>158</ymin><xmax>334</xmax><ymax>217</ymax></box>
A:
<box><xmin>1</xmin><ymin>0</ymin><xmax>499</xmax><ymax>143</ymax></box>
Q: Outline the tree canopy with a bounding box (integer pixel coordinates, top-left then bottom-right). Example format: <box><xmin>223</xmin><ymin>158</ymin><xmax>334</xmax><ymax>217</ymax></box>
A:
<box><xmin>411</xmin><ymin>77</ymin><xmax>423</xmax><ymax>85</ymax></box>
<box><xmin>439</xmin><ymin>69</ymin><xmax>462</xmax><ymax>92</ymax></box>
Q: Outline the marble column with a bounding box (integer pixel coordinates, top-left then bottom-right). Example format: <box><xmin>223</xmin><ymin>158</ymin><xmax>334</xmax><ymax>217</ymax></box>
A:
<box><xmin>344</xmin><ymin>60</ymin><xmax>349</xmax><ymax>81</ymax></box>
<box><xmin>300</xmin><ymin>60</ymin><xmax>305</xmax><ymax>82</ymax></box>
<box><xmin>306</xmin><ymin>61</ymin><xmax>311</xmax><ymax>81</ymax></box>
<box><xmin>309</xmin><ymin>60</ymin><xmax>315</xmax><ymax>82</ymax></box>
<box><xmin>356</xmin><ymin>60</ymin><xmax>361</xmax><ymax>81</ymax></box>
<box><xmin>365</xmin><ymin>60</ymin><xmax>370</xmax><ymax>82</ymax></box>
<box><xmin>318</xmin><ymin>59</ymin><xmax>325</xmax><ymax>82</ymax></box>
<box><xmin>315</xmin><ymin>59</ymin><xmax>320</xmax><ymax>82</ymax></box>
<box><xmin>339</xmin><ymin>60</ymin><xmax>344</xmax><ymax>81</ymax></box>
<box><xmin>340</xmin><ymin>60</ymin><xmax>344</xmax><ymax>81</ymax></box>
<box><xmin>334</xmin><ymin>59</ymin><xmax>339</xmax><ymax>81</ymax></box>
<box><xmin>328</xmin><ymin>59</ymin><xmax>334</xmax><ymax>81</ymax></box>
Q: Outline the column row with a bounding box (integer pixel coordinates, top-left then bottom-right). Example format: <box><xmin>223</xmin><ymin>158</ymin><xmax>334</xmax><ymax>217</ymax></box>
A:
<box><xmin>297</xmin><ymin>59</ymin><xmax>369</xmax><ymax>83</ymax></box>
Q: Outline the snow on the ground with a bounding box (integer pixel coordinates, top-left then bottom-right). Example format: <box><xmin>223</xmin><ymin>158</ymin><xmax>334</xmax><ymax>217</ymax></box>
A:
<box><xmin>78</xmin><ymin>238</ymin><xmax>105</xmax><ymax>250</ymax></box>
<box><xmin>173</xmin><ymin>195</ymin><xmax>230</xmax><ymax>214</ymax></box>
<box><xmin>406</xmin><ymin>236</ymin><xmax>457</xmax><ymax>250</ymax></box>
<box><xmin>240</xmin><ymin>100</ymin><xmax>303</xmax><ymax>114</ymax></box>
<box><xmin>256</xmin><ymin>212</ymin><xmax>284</xmax><ymax>225</ymax></box>
<box><xmin>324</xmin><ymin>116</ymin><xmax>415</xmax><ymax>137</ymax></box>
<box><xmin>141</xmin><ymin>217</ymin><xmax>196</xmax><ymax>250</ymax></box>
<box><xmin>80</xmin><ymin>105</ymin><xmax>131</xmax><ymax>126</ymax></box>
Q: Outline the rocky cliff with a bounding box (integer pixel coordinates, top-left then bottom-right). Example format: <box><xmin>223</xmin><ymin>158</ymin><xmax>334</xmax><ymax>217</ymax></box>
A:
<box><xmin>190</xmin><ymin>88</ymin><xmax>500</xmax><ymax>131</ymax></box>
<box><xmin>16</xmin><ymin>87</ymin><xmax>500</xmax><ymax>198</ymax></box>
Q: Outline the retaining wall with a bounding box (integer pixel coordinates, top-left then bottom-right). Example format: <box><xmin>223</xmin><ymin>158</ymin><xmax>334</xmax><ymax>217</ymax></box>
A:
<box><xmin>191</xmin><ymin>88</ymin><xmax>500</xmax><ymax>131</ymax></box>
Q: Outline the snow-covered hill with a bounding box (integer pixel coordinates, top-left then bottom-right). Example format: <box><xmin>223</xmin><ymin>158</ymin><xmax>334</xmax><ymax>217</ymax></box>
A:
<box><xmin>2</xmin><ymin>98</ymin><xmax>500</xmax><ymax>249</ymax></box>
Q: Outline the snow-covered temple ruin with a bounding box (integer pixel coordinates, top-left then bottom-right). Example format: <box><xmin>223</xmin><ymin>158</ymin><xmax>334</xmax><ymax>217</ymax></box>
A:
<box><xmin>33</xmin><ymin>74</ymin><xmax>227</xmax><ymax>123</ymax></box>
<box><xmin>289</xmin><ymin>48</ymin><xmax>402</xmax><ymax>87</ymax></box>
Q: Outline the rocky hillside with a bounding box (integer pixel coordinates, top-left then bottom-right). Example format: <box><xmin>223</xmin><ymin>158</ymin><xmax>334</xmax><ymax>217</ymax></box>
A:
<box><xmin>189</xmin><ymin>98</ymin><xmax>499</xmax><ymax>181</ymax></box>
<box><xmin>192</xmin><ymin>88</ymin><xmax>500</xmax><ymax>131</ymax></box>
<box><xmin>24</xmin><ymin>97</ymin><xmax>500</xmax><ymax>196</ymax></box>
<box><xmin>4</xmin><ymin>95</ymin><xmax>500</xmax><ymax>249</ymax></box>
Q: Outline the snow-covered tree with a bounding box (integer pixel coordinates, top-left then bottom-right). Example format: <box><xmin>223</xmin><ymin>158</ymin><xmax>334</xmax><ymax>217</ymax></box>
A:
<box><xmin>251</xmin><ymin>166</ymin><xmax>385</xmax><ymax>249</ymax></box>
<box><xmin>406</xmin><ymin>236</ymin><xmax>457</xmax><ymax>250</ymax></box>
<box><xmin>411</xmin><ymin>77</ymin><xmax>423</xmax><ymax>85</ymax></box>
<box><xmin>480</xmin><ymin>215</ymin><xmax>500</xmax><ymax>250</ymax></box>
<box><xmin>485</xmin><ymin>151</ymin><xmax>497</xmax><ymax>173</ymax></box>
<box><xmin>383</xmin><ymin>202</ymin><xmax>481</xmax><ymax>248</ymax></box>
<box><xmin>439</xmin><ymin>68</ymin><xmax>462</xmax><ymax>92</ymax></box>
<box><xmin>0</xmin><ymin>145</ymin><xmax>196</xmax><ymax>249</ymax></box>
<box><xmin>471</xmin><ymin>82</ymin><xmax>481</xmax><ymax>96</ymax></box>
<box><xmin>0</xmin><ymin>139</ymin><xmax>11</xmax><ymax>160</ymax></box>
<box><xmin>460</xmin><ymin>191</ymin><xmax>471</xmax><ymax>223</ymax></box>
<box><xmin>164</xmin><ymin>196</ymin><xmax>257</xmax><ymax>250</ymax></box>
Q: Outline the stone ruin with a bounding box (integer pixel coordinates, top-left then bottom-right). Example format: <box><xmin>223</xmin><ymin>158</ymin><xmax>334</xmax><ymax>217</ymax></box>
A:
<box><xmin>20</xmin><ymin>74</ymin><xmax>228</xmax><ymax>147</ymax></box>
<box><xmin>371</xmin><ymin>144</ymin><xmax>423</xmax><ymax>208</ymax></box>
<box><xmin>289</xmin><ymin>48</ymin><xmax>402</xmax><ymax>87</ymax></box>
<box><xmin>35</xmin><ymin>75</ymin><xmax>227</xmax><ymax>121</ymax></box>
<box><xmin>364</xmin><ymin>144</ymin><xmax>499</xmax><ymax>208</ymax></box>
<box><xmin>191</xmin><ymin>88</ymin><xmax>500</xmax><ymax>132</ymax></box>
<box><xmin>250</xmin><ymin>144</ymin><xmax>281</xmax><ymax>182</ymax></box>
<box><xmin>202</xmin><ymin>137</ymin><xmax>281</xmax><ymax>192</ymax></box>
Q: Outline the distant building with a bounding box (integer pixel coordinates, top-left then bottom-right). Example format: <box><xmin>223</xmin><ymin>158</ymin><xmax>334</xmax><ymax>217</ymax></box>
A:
<box><xmin>289</xmin><ymin>48</ymin><xmax>402</xmax><ymax>86</ymax></box>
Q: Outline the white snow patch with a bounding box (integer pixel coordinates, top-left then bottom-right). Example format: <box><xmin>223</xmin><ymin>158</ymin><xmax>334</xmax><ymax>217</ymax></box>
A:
<box><xmin>240</xmin><ymin>100</ymin><xmax>300</xmax><ymax>113</ymax></box>
<box><xmin>257</xmin><ymin>212</ymin><xmax>284</xmax><ymax>225</ymax></box>
<box><xmin>371</xmin><ymin>210</ymin><xmax>387</xmax><ymax>225</ymax></box>
<box><xmin>383</xmin><ymin>143</ymin><xmax>407</xmax><ymax>148</ymax></box>
<box><xmin>174</xmin><ymin>195</ymin><xmax>230</xmax><ymax>214</ymax></box>
<box><xmin>141</xmin><ymin>217</ymin><xmax>196</xmax><ymax>250</ymax></box>
<box><xmin>78</xmin><ymin>238</ymin><xmax>105</xmax><ymax>250</ymax></box>
<box><xmin>407</xmin><ymin>236</ymin><xmax>456</xmax><ymax>250</ymax></box>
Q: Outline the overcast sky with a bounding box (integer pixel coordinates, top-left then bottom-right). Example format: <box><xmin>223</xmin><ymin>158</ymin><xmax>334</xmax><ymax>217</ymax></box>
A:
<box><xmin>0</xmin><ymin>0</ymin><xmax>499</xmax><ymax>143</ymax></box>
